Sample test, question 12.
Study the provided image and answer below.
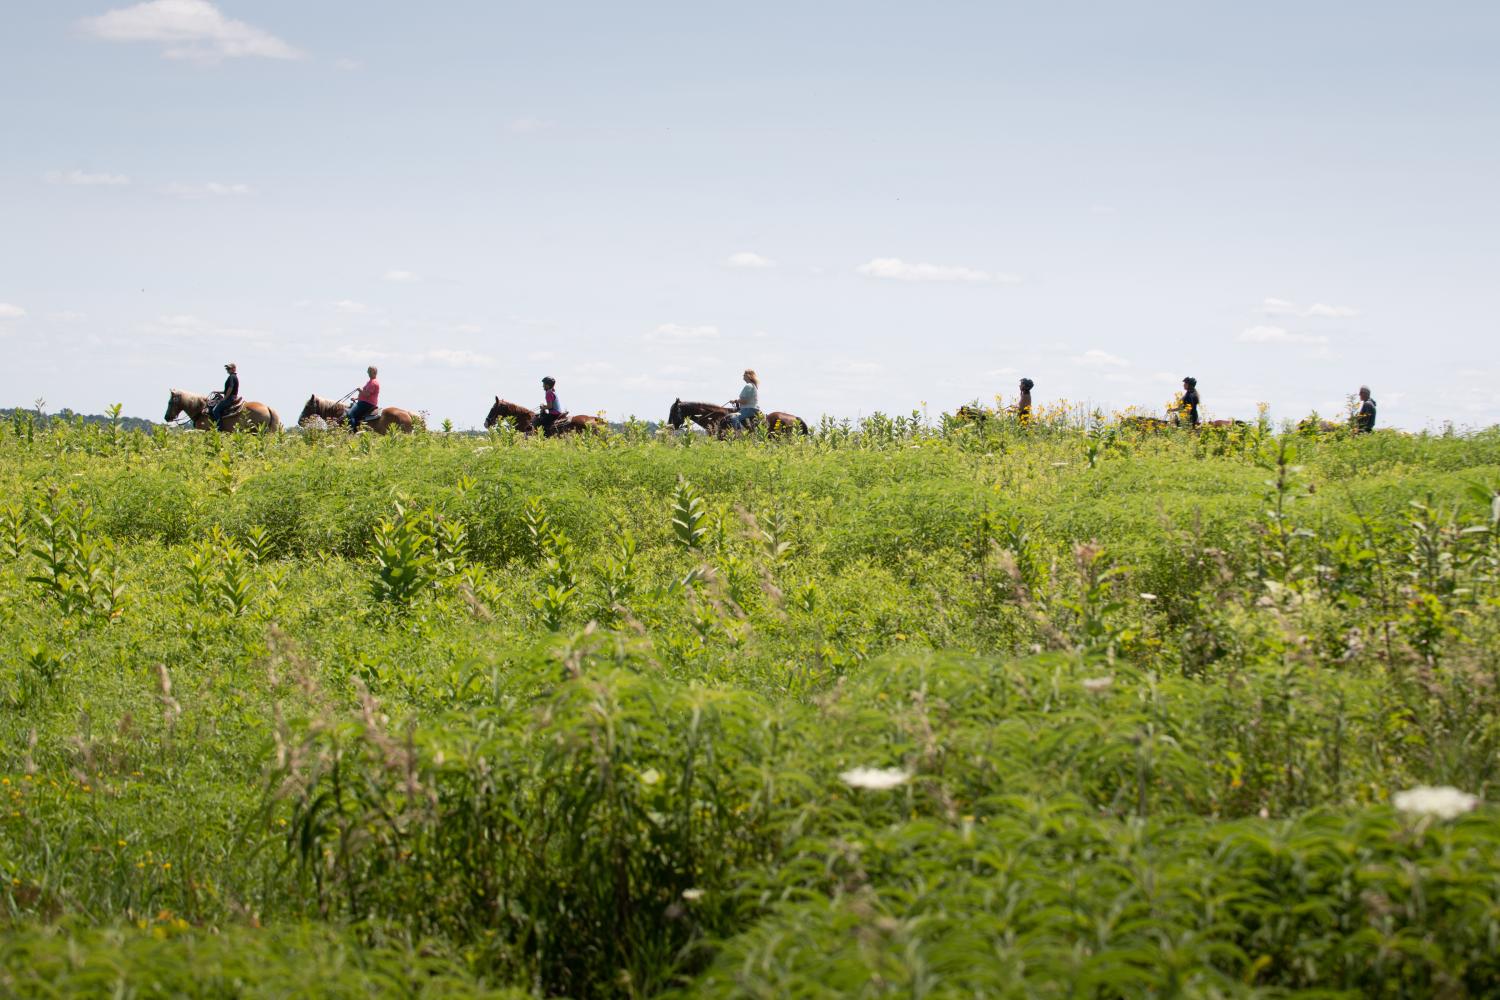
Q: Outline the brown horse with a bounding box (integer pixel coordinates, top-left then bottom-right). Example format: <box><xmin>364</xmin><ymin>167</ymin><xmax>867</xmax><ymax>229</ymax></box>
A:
<box><xmin>298</xmin><ymin>395</ymin><xmax>414</xmax><ymax>435</ymax></box>
<box><xmin>484</xmin><ymin>397</ymin><xmax>604</xmax><ymax>436</ymax></box>
<box><xmin>164</xmin><ymin>390</ymin><xmax>280</xmax><ymax>433</ymax></box>
<box><xmin>667</xmin><ymin>399</ymin><xmax>808</xmax><ymax>437</ymax></box>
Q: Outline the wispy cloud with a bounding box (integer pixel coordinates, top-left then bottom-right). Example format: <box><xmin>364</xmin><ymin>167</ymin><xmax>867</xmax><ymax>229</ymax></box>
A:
<box><xmin>1239</xmin><ymin>325</ymin><xmax>1328</xmax><ymax>345</ymax></box>
<box><xmin>333</xmin><ymin>57</ymin><xmax>361</xmax><ymax>71</ymax></box>
<box><xmin>325</xmin><ymin>344</ymin><xmax>495</xmax><ymax>368</ymax></box>
<box><xmin>508</xmin><ymin>116</ymin><xmax>552</xmax><ymax>134</ymax></box>
<box><xmin>383</xmin><ymin>269</ymin><xmax>419</xmax><ymax>283</ymax></box>
<box><xmin>0</xmin><ymin>303</ymin><xmax>26</xmax><ymax>320</ymax></box>
<box><xmin>1259</xmin><ymin>297</ymin><xmax>1359</xmax><ymax>319</ymax></box>
<box><xmin>1074</xmin><ymin>349</ymin><xmax>1129</xmax><ymax>368</ymax></box>
<box><xmin>45</xmin><ymin>169</ymin><xmax>129</xmax><ymax>186</ymax></box>
<box><xmin>645</xmin><ymin>323</ymin><xmax>720</xmax><ymax>343</ymax></box>
<box><xmin>332</xmin><ymin>300</ymin><xmax>370</xmax><ymax>315</ymax></box>
<box><xmin>857</xmin><ymin>257</ymin><xmax>1021</xmax><ymax>285</ymax></box>
<box><xmin>79</xmin><ymin>0</ymin><xmax>304</xmax><ymax>63</ymax></box>
<box><xmin>162</xmin><ymin>181</ymin><xmax>252</xmax><ymax>199</ymax></box>
<box><xmin>727</xmin><ymin>252</ymin><xmax>775</xmax><ymax>269</ymax></box>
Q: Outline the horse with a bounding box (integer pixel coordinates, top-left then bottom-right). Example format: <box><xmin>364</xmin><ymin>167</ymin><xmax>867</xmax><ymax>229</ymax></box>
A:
<box><xmin>1297</xmin><ymin>417</ymin><xmax>1344</xmax><ymax>435</ymax></box>
<box><xmin>667</xmin><ymin>399</ymin><xmax>809</xmax><ymax>437</ymax></box>
<box><xmin>484</xmin><ymin>397</ymin><xmax>604</xmax><ymax>436</ymax></box>
<box><xmin>298</xmin><ymin>394</ymin><xmax>414</xmax><ymax>435</ymax></box>
<box><xmin>164</xmin><ymin>390</ymin><xmax>280</xmax><ymax>433</ymax></box>
<box><xmin>1118</xmin><ymin>415</ymin><xmax>1171</xmax><ymax>433</ymax></box>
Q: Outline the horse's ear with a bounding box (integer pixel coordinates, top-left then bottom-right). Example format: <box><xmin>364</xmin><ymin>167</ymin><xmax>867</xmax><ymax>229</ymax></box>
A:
<box><xmin>495</xmin><ymin>395</ymin><xmax>500</xmax><ymax>403</ymax></box>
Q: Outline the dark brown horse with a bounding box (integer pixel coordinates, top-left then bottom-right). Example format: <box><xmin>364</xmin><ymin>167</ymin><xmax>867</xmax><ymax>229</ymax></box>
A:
<box><xmin>484</xmin><ymin>397</ymin><xmax>603</xmax><ymax>436</ymax></box>
<box><xmin>298</xmin><ymin>394</ymin><xmax>414</xmax><ymax>434</ymax></box>
<box><xmin>165</xmin><ymin>390</ymin><xmax>280</xmax><ymax>432</ymax></box>
<box><xmin>667</xmin><ymin>399</ymin><xmax>808</xmax><ymax>437</ymax></box>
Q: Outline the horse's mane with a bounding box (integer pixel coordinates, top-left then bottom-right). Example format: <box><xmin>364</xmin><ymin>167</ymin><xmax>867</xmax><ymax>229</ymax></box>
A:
<box><xmin>173</xmin><ymin>389</ymin><xmax>209</xmax><ymax>407</ymax></box>
<box><xmin>492</xmin><ymin>398</ymin><xmax>535</xmax><ymax>416</ymax></box>
<box><xmin>676</xmin><ymin>400</ymin><xmax>730</xmax><ymax>412</ymax></box>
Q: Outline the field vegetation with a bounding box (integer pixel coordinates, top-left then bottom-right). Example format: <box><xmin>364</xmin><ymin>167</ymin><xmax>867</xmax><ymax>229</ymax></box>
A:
<box><xmin>2</xmin><ymin>406</ymin><xmax>1500</xmax><ymax>997</ymax></box>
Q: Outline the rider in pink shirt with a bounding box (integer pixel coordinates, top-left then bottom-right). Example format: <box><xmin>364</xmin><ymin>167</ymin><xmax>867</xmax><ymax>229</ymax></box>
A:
<box><xmin>347</xmin><ymin>366</ymin><xmax>380</xmax><ymax>430</ymax></box>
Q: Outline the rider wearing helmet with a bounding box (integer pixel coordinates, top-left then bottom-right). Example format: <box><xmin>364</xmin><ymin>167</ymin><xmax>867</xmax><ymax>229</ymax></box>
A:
<box><xmin>727</xmin><ymin>369</ymin><xmax>760</xmax><ymax>430</ymax></box>
<box><xmin>1017</xmin><ymin>377</ymin><xmax>1034</xmax><ymax>422</ymax></box>
<box><xmin>347</xmin><ymin>366</ymin><xmax>379</xmax><ymax>431</ymax></box>
<box><xmin>211</xmin><ymin>363</ymin><xmax>240</xmax><ymax>430</ymax></box>
<box><xmin>1179</xmin><ymin>376</ymin><xmax>1201</xmax><ymax>427</ymax></box>
<box><xmin>538</xmin><ymin>376</ymin><xmax>562</xmax><ymax>436</ymax></box>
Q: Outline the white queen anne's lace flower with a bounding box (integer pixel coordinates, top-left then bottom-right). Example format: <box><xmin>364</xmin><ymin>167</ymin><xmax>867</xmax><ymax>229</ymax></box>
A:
<box><xmin>1082</xmin><ymin>676</ymin><xmax>1114</xmax><ymax>694</ymax></box>
<box><xmin>1393</xmin><ymin>786</ymin><xmax>1479</xmax><ymax>820</ymax></box>
<box><xmin>839</xmin><ymin>767</ymin><xmax>911</xmax><ymax>790</ymax></box>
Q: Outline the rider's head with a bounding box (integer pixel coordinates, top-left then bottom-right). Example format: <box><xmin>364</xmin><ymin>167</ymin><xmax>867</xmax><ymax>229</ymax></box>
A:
<box><xmin>1183</xmin><ymin>376</ymin><xmax>1197</xmax><ymax>389</ymax></box>
<box><xmin>367</xmin><ymin>366</ymin><xmax>378</xmax><ymax>378</ymax></box>
<box><xmin>743</xmin><ymin>369</ymin><xmax>758</xmax><ymax>385</ymax></box>
<box><xmin>1359</xmin><ymin>385</ymin><xmax>1371</xmax><ymax>399</ymax></box>
<box><xmin>1019</xmin><ymin>377</ymin><xmax>1034</xmax><ymax>392</ymax></box>
<box><xmin>542</xmin><ymin>376</ymin><xmax>556</xmax><ymax>388</ymax></box>
<box><xmin>225</xmin><ymin>362</ymin><xmax>237</xmax><ymax>372</ymax></box>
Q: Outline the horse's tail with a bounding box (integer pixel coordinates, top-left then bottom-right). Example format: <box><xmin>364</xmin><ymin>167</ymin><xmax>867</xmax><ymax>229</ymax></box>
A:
<box><xmin>266</xmin><ymin>408</ymin><xmax>282</xmax><ymax>433</ymax></box>
<box><xmin>798</xmin><ymin>417</ymin><xmax>809</xmax><ymax>435</ymax></box>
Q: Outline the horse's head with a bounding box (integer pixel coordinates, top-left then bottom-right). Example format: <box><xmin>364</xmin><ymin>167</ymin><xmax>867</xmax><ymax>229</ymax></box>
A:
<box><xmin>668</xmin><ymin>398</ymin><xmax>684</xmax><ymax>429</ymax></box>
<box><xmin>298</xmin><ymin>395</ymin><xmax>319</xmax><ymax>425</ymax></box>
<box><xmin>484</xmin><ymin>396</ymin><xmax>502</xmax><ymax>429</ymax></box>
<box><xmin>164</xmin><ymin>390</ymin><xmax>183</xmax><ymax>422</ymax></box>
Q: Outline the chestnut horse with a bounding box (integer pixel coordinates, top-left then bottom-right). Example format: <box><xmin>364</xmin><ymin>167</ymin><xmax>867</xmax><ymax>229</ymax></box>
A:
<box><xmin>298</xmin><ymin>394</ymin><xmax>414</xmax><ymax>434</ymax></box>
<box><xmin>667</xmin><ymin>399</ymin><xmax>808</xmax><ymax>437</ymax></box>
<box><xmin>484</xmin><ymin>397</ymin><xmax>603</xmax><ymax>436</ymax></box>
<box><xmin>164</xmin><ymin>390</ymin><xmax>280</xmax><ymax>433</ymax></box>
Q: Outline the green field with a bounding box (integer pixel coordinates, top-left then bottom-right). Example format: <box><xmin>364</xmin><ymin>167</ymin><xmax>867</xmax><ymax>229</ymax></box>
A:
<box><xmin>2</xmin><ymin>411</ymin><xmax>1499</xmax><ymax>997</ymax></box>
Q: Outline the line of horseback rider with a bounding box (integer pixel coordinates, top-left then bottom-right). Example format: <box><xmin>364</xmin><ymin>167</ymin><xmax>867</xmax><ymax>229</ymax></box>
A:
<box><xmin>184</xmin><ymin>364</ymin><xmax>1377</xmax><ymax>436</ymax></box>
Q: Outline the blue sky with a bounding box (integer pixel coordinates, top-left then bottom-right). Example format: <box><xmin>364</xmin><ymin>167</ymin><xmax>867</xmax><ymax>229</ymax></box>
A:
<box><xmin>2</xmin><ymin>1</ymin><xmax>1497</xmax><ymax>428</ymax></box>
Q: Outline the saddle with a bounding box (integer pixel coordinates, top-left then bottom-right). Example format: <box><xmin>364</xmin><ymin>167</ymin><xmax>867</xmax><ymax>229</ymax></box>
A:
<box><xmin>208</xmin><ymin>392</ymin><xmax>243</xmax><ymax>431</ymax></box>
<box><xmin>539</xmin><ymin>410</ymin><xmax>569</xmax><ymax>436</ymax></box>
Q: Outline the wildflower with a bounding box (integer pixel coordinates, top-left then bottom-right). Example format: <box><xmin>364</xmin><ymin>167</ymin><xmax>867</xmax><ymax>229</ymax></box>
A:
<box><xmin>639</xmin><ymin>768</ymin><xmax>661</xmax><ymax>786</ymax></box>
<box><xmin>839</xmin><ymin>766</ymin><xmax>911</xmax><ymax>790</ymax></box>
<box><xmin>1139</xmin><ymin>593</ymin><xmax>1157</xmax><ymax>601</ymax></box>
<box><xmin>1393</xmin><ymin>786</ymin><xmax>1479</xmax><ymax>820</ymax></box>
<box><xmin>1081</xmin><ymin>676</ymin><xmax>1114</xmax><ymax>694</ymax></box>
<box><xmin>681</xmin><ymin>888</ymin><xmax>704</xmax><ymax>901</ymax></box>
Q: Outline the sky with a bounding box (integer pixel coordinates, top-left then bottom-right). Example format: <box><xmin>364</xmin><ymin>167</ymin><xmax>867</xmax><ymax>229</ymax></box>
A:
<box><xmin>2</xmin><ymin>0</ymin><xmax>1497</xmax><ymax>429</ymax></box>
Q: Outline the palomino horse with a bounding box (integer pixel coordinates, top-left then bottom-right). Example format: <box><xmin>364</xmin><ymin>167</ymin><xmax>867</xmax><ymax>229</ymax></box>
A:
<box><xmin>298</xmin><ymin>395</ymin><xmax>414</xmax><ymax>435</ymax></box>
<box><xmin>484</xmin><ymin>397</ymin><xmax>604</xmax><ymax>436</ymax></box>
<box><xmin>667</xmin><ymin>399</ymin><xmax>808</xmax><ymax>437</ymax></box>
<box><xmin>164</xmin><ymin>390</ymin><xmax>280</xmax><ymax>433</ymax></box>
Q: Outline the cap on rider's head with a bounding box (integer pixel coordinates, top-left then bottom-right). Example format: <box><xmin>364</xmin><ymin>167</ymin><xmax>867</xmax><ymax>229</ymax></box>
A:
<box><xmin>225</xmin><ymin>362</ymin><xmax>237</xmax><ymax>371</ymax></box>
<box><xmin>542</xmin><ymin>376</ymin><xmax>556</xmax><ymax>386</ymax></box>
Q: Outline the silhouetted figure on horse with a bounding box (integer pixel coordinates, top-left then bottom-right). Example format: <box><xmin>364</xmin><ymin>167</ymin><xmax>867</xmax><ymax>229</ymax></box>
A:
<box><xmin>483</xmin><ymin>395</ymin><xmax>603</xmax><ymax>436</ymax></box>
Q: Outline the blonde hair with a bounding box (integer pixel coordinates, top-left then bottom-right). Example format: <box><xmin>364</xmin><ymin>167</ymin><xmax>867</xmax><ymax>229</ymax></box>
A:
<box><xmin>743</xmin><ymin>369</ymin><xmax>759</xmax><ymax>385</ymax></box>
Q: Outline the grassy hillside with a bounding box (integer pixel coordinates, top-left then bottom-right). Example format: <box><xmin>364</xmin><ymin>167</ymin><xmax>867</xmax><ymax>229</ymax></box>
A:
<box><xmin>3</xmin><ymin>414</ymin><xmax>1499</xmax><ymax>996</ymax></box>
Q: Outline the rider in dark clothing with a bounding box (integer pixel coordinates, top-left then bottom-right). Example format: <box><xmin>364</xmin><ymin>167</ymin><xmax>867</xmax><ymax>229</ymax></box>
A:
<box><xmin>537</xmin><ymin>376</ymin><xmax>562</xmax><ymax>436</ymax></box>
<box><xmin>1179</xmin><ymin>376</ymin><xmax>1200</xmax><ymax>427</ymax></box>
<box><xmin>1354</xmin><ymin>385</ymin><xmax>1377</xmax><ymax>433</ymax></box>
<box><xmin>211</xmin><ymin>363</ymin><xmax>239</xmax><ymax>429</ymax></box>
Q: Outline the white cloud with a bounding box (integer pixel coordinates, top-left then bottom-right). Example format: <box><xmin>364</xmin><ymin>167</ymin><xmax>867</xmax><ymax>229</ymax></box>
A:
<box><xmin>824</xmin><ymin>359</ymin><xmax>883</xmax><ymax>375</ymax></box>
<box><xmin>332</xmin><ymin>300</ymin><xmax>369</xmax><ymax>315</ymax></box>
<box><xmin>1304</xmin><ymin>302</ymin><xmax>1360</xmax><ymax>319</ymax></box>
<box><xmin>1239</xmin><ymin>325</ymin><xmax>1328</xmax><ymax>345</ymax></box>
<box><xmin>162</xmin><ymin>181</ymin><xmax>252</xmax><ymax>199</ymax></box>
<box><xmin>454</xmin><ymin>323</ymin><xmax>483</xmax><ymax>335</ymax></box>
<box><xmin>527</xmin><ymin>350</ymin><xmax>556</xmax><ymax>362</ymax></box>
<box><xmin>727</xmin><ymin>252</ymin><xmax>775</xmax><ymax>269</ymax></box>
<box><xmin>857</xmin><ymin>257</ymin><xmax>1021</xmax><ymax>285</ymax></box>
<box><xmin>383</xmin><ymin>269</ymin><xmax>419</xmax><ymax>283</ymax></box>
<box><xmin>985</xmin><ymin>366</ymin><xmax>1020</xmax><ymax>377</ymax></box>
<box><xmin>508</xmin><ymin>116</ymin><xmax>552</xmax><ymax>134</ymax></box>
<box><xmin>48</xmin><ymin>310</ymin><xmax>88</xmax><ymax>322</ymax></box>
<box><xmin>0</xmin><ymin>303</ymin><xmax>26</xmax><ymax>319</ymax></box>
<box><xmin>1259</xmin><ymin>297</ymin><xmax>1359</xmax><ymax>319</ymax></box>
<box><xmin>422</xmin><ymin>348</ymin><xmax>494</xmax><ymax>368</ymax></box>
<box><xmin>333</xmin><ymin>57</ymin><xmax>361</xmax><ymax>71</ymax></box>
<box><xmin>45</xmin><ymin>169</ymin><xmax>129</xmax><ymax>186</ymax></box>
<box><xmin>80</xmin><ymin>0</ymin><xmax>304</xmax><ymax>63</ymax></box>
<box><xmin>325</xmin><ymin>344</ymin><xmax>493</xmax><ymax>368</ymax></box>
<box><xmin>1074</xmin><ymin>349</ymin><xmax>1129</xmax><ymax>368</ymax></box>
<box><xmin>645</xmin><ymin>323</ymin><xmax>720</xmax><ymax>343</ymax></box>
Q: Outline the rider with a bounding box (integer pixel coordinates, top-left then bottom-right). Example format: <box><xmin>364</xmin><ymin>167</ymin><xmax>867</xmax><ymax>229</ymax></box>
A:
<box><xmin>727</xmin><ymin>369</ymin><xmax>760</xmax><ymax>430</ymax></box>
<box><xmin>537</xmin><ymin>376</ymin><xmax>563</xmax><ymax>435</ymax></box>
<box><xmin>211</xmin><ymin>362</ymin><xmax>240</xmax><ymax>430</ymax></box>
<box><xmin>347</xmin><ymin>366</ymin><xmax>379</xmax><ymax>431</ymax></box>
<box><xmin>1354</xmin><ymin>385</ymin><xmax>1377</xmax><ymax>433</ymax></box>
<box><xmin>1178</xmin><ymin>376</ymin><xmax>1201</xmax><ymax>427</ymax></box>
<box><xmin>1017</xmin><ymin>377</ymin><xmax>1034</xmax><ymax>421</ymax></box>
